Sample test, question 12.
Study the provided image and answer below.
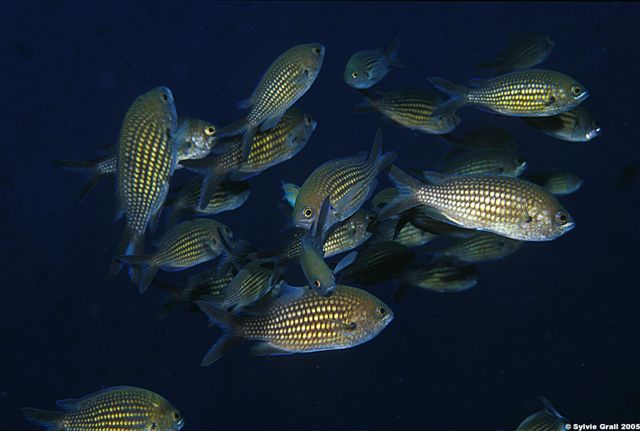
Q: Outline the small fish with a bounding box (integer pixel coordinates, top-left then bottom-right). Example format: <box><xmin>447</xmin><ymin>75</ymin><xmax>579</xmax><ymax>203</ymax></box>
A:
<box><xmin>340</xmin><ymin>240</ymin><xmax>415</xmax><ymax>286</ymax></box>
<box><xmin>441</xmin><ymin>127</ymin><xmax>518</xmax><ymax>152</ymax></box>
<box><xmin>292</xmin><ymin>128</ymin><xmax>396</xmax><ymax>231</ymax></box>
<box><xmin>400</xmin><ymin>260</ymin><xmax>479</xmax><ymax>294</ymax></box>
<box><xmin>281</xmin><ymin>181</ymin><xmax>301</xmax><ymax>208</ymax></box>
<box><xmin>174</xmin><ymin>117</ymin><xmax>219</xmax><ymax>161</ymax></box>
<box><xmin>371</xmin><ymin>187</ymin><xmax>400</xmax><ymax>212</ymax></box>
<box><xmin>21</xmin><ymin>386</ymin><xmax>184</xmax><ymax>431</ymax></box>
<box><xmin>516</xmin><ymin>396</ymin><xmax>568</xmax><ymax>431</ymax></box>
<box><xmin>154</xmin><ymin>268</ymin><xmax>237</xmax><ymax>320</ymax></box>
<box><xmin>196</xmin><ymin>283</ymin><xmax>393</xmax><ymax>365</ymax></box>
<box><xmin>250</xmin><ymin>209</ymin><xmax>375</xmax><ymax>264</ymax></box>
<box><xmin>344</xmin><ymin>36</ymin><xmax>405</xmax><ymax>89</ymax></box>
<box><xmin>213</xmin><ymin>43</ymin><xmax>325</xmax><ymax>150</ymax></box>
<box><xmin>379</xmin><ymin>165</ymin><xmax>575</xmax><ymax>241</ymax></box>
<box><xmin>229</xmin><ymin>107</ymin><xmax>317</xmax><ymax>181</ymax></box>
<box><xmin>117</xmin><ymin>219</ymin><xmax>236</xmax><ymax>294</ymax></box>
<box><xmin>165</xmin><ymin>179</ymin><xmax>251</xmax><ymax>226</ymax></box>
<box><xmin>427</xmin><ymin>231</ymin><xmax>524</xmax><ymax>263</ymax></box>
<box><xmin>429</xmin><ymin>69</ymin><xmax>589</xmax><ymax>117</ymax></box>
<box><xmin>526</xmin><ymin>171</ymin><xmax>583</xmax><ymax>196</ymax></box>
<box><xmin>52</xmin><ymin>153</ymin><xmax>117</xmax><ymax>205</ymax></box>
<box><xmin>110</xmin><ymin>86</ymin><xmax>179</xmax><ymax>278</ymax></box>
<box><xmin>354</xmin><ymin>89</ymin><xmax>460</xmax><ymax>134</ymax></box>
<box><xmin>218</xmin><ymin>261</ymin><xmax>284</xmax><ymax>310</ymax></box>
<box><xmin>523</xmin><ymin>105</ymin><xmax>601</xmax><ymax>142</ymax></box>
<box><xmin>300</xmin><ymin>199</ymin><xmax>358</xmax><ymax>296</ymax></box>
<box><xmin>477</xmin><ymin>32</ymin><xmax>555</xmax><ymax>74</ymax></box>
<box><xmin>436</xmin><ymin>149</ymin><xmax>527</xmax><ymax>177</ymax></box>
<box><xmin>370</xmin><ymin>219</ymin><xmax>437</xmax><ymax>248</ymax></box>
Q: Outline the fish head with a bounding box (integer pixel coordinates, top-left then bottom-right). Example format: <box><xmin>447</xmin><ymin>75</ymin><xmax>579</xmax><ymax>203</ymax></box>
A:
<box><xmin>295</xmin><ymin>43</ymin><xmax>325</xmax><ymax>85</ymax></box>
<box><xmin>292</xmin><ymin>197</ymin><xmax>318</xmax><ymax>231</ymax></box>
<box><xmin>524</xmin><ymin>197</ymin><xmax>576</xmax><ymax>240</ymax></box>
<box><xmin>175</xmin><ymin>118</ymin><xmax>219</xmax><ymax>161</ymax></box>
<box><xmin>346</xmin><ymin>289</ymin><xmax>394</xmax><ymax>342</ymax></box>
<box><xmin>139</xmin><ymin>86</ymin><xmax>178</xmax><ymax>130</ymax></box>
<box><xmin>509</xmin><ymin>155</ymin><xmax>528</xmax><ymax>177</ymax></box>
<box><xmin>344</xmin><ymin>209</ymin><xmax>376</xmax><ymax>245</ymax></box>
<box><xmin>553</xmin><ymin>78</ymin><xmax>589</xmax><ymax>111</ymax></box>
<box><xmin>578</xmin><ymin>113</ymin><xmax>602</xmax><ymax>141</ymax></box>
<box><xmin>149</xmin><ymin>402</ymin><xmax>184</xmax><ymax>431</ymax></box>
<box><xmin>343</xmin><ymin>57</ymin><xmax>373</xmax><ymax>89</ymax></box>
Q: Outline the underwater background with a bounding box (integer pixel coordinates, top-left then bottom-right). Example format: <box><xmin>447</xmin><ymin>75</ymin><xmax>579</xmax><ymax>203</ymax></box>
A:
<box><xmin>1</xmin><ymin>1</ymin><xmax>639</xmax><ymax>430</ymax></box>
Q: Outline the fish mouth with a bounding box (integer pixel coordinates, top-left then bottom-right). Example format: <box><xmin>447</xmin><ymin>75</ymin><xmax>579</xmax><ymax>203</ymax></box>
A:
<box><xmin>561</xmin><ymin>220</ymin><xmax>576</xmax><ymax>233</ymax></box>
<box><xmin>586</xmin><ymin>126</ymin><xmax>601</xmax><ymax>140</ymax></box>
<box><xmin>575</xmin><ymin>91</ymin><xmax>590</xmax><ymax>102</ymax></box>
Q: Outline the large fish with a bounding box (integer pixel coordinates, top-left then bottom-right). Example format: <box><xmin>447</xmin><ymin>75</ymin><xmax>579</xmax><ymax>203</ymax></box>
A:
<box><xmin>110</xmin><ymin>87</ymin><xmax>179</xmax><ymax>278</ymax></box>
<box><xmin>21</xmin><ymin>386</ymin><xmax>184</xmax><ymax>431</ymax></box>
<box><xmin>292</xmin><ymin>129</ymin><xmax>396</xmax><ymax>232</ymax></box>
<box><xmin>196</xmin><ymin>284</ymin><xmax>393</xmax><ymax>365</ymax></box>
<box><xmin>379</xmin><ymin>165</ymin><xmax>575</xmax><ymax>241</ymax></box>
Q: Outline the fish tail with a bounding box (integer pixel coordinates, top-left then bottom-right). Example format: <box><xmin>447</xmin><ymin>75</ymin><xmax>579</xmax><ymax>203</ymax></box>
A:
<box><xmin>195</xmin><ymin>300</ymin><xmax>246</xmax><ymax>366</ymax></box>
<box><xmin>353</xmin><ymin>90</ymin><xmax>379</xmax><ymax>114</ymax></box>
<box><xmin>377</xmin><ymin>165</ymin><xmax>424</xmax><ymax>221</ymax></box>
<box><xmin>51</xmin><ymin>159</ymin><xmax>105</xmax><ymax>205</ymax></box>
<box><xmin>116</xmin><ymin>254</ymin><xmax>158</xmax><ymax>294</ymax></box>
<box><xmin>369</xmin><ymin>128</ymin><xmax>397</xmax><ymax>175</ymax></box>
<box><xmin>179</xmin><ymin>158</ymin><xmax>224</xmax><ymax>211</ymax></box>
<box><xmin>385</xmin><ymin>35</ymin><xmax>407</xmax><ymax>68</ymax></box>
<box><xmin>538</xmin><ymin>396</ymin><xmax>568</xmax><ymax>421</ymax></box>
<box><xmin>21</xmin><ymin>407</ymin><xmax>65</xmax><ymax>431</ymax></box>
<box><xmin>109</xmin><ymin>227</ymin><xmax>143</xmax><ymax>278</ymax></box>
<box><xmin>151</xmin><ymin>278</ymin><xmax>184</xmax><ymax>320</ymax></box>
<box><xmin>217</xmin><ymin>235</ymin><xmax>254</xmax><ymax>276</ymax></box>
<box><xmin>428</xmin><ymin>77</ymin><xmax>471</xmax><ymax>116</ymax></box>
<box><xmin>212</xmin><ymin>117</ymin><xmax>249</xmax><ymax>140</ymax></box>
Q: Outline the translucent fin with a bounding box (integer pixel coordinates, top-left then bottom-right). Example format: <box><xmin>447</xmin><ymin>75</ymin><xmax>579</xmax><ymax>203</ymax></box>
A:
<box><xmin>428</xmin><ymin>77</ymin><xmax>471</xmax><ymax>116</ymax></box>
<box><xmin>52</xmin><ymin>159</ymin><xmax>109</xmax><ymax>205</ymax></box>
<box><xmin>377</xmin><ymin>165</ymin><xmax>424</xmax><ymax>222</ymax></box>
<box><xmin>259</xmin><ymin>114</ymin><xmax>283</xmax><ymax>132</ymax></box>
<box><xmin>467</xmin><ymin>77</ymin><xmax>488</xmax><ymax>88</ymax></box>
<box><xmin>251</xmin><ymin>342</ymin><xmax>293</xmax><ymax>356</ymax></box>
<box><xmin>385</xmin><ymin>35</ymin><xmax>407</xmax><ymax>68</ymax></box>
<box><xmin>212</xmin><ymin>117</ymin><xmax>249</xmax><ymax>140</ymax></box>
<box><xmin>116</xmin><ymin>254</ymin><xmax>159</xmax><ymax>294</ymax></box>
<box><xmin>421</xmin><ymin>170</ymin><xmax>448</xmax><ymax>185</ymax></box>
<box><xmin>195</xmin><ymin>300</ymin><xmax>245</xmax><ymax>366</ymax></box>
<box><xmin>333</xmin><ymin>251</ymin><xmax>358</xmax><ymax>274</ymax></box>
<box><xmin>109</xmin><ymin>227</ymin><xmax>143</xmax><ymax>278</ymax></box>
<box><xmin>538</xmin><ymin>396</ymin><xmax>568</xmax><ymax>422</ymax></box>
<box><xmin>20</xmin><ymin>408</ymin><xmax>64</xmax><ymax>431</ymax></box>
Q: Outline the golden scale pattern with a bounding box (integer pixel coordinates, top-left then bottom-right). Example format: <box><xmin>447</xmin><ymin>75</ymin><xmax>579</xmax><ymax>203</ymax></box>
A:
<box><xmin>97</xmin><ymin>153</ymin><xmax>117</xmax><ymax>176</ymax></box>
<box><xmin>180</xmin><ymin>270</ymin><xmax>236</xmax><ymax>303</ymax></box>
<box><xmin>243</xmin><ymin>108</ymin><xmax>303</xmax><ymax>168</ymax></box>
<box><xmin>222</xmin><ymin>263</ymin><xmax>273</xmax><ymax>306</ymax></box>
<box><xmin>440</xmin><ymin>151</ymin><xmax>517</xmax><ymax>176</ymax></box>
<box><xmin>468</xmin><ymin>71</ymin><xmax>562</xmax><ymax>114</ymax></box>
<box><xmin>418</xmin><ymin>176</ymin><xmax>544</xmax><ymax>226</ymax></box>
<box><xmin>176</xmin><ymin>181</ymin><xmax>246</xmax><ymax>215</ymax></box>
<box><xmin>242</xmin><ymin>287</ymin><xmax>370</xmax><ymax>351</ymax></box>
<box><xmin>371</xmin><ymin>91</ymin><xmax>442</xmax><ymax>126</ymax></box>
<box><xmin>248</xmin><ymin>50</ymin><xmax>311</xmax><ymax>126</ymax></box>
<box><xmin>517</xmin><ymin>413</ymin><xmax>565</xmax><ymax>431</ymax></box>
<box><xmin>60</xmin><ymin>390</ymin><xmax>157</xmax><ymax>431</ymax></box>
<box><xmin>154</xmin><ymin>220</ymin><xmax>219</xmax><ymax>267</ymax></box>
<box><xmin>119</xmin><ymin>108</ymin><xmax>173</xmax><ymax>236</ymax></box>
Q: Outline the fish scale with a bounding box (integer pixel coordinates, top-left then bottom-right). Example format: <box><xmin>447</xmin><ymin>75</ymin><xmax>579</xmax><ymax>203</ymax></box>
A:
<box><xmin>21</xmin><ymin>386</ymin><xmax>183</xmax><ymax>431</ymax></box>
<box><xmin>479</xmin><ymin>33</ymin><xmax>554</xmax><ymax>73</ymax></box>
<box><xmin>437</xmin><ymin>149</ymin><xmax>526</xmax><ymax>177</ymax></box>
<box><xmin>402</xmin><ymin>262</ymin><xmax>479</xmax><ymax>292</ymax></box>
<box><xmin>357</xmin><ymin>89</ymin><xmax>459</xmax><ymax>134</ymax></box>
<box><xmin>153</xmin><ymin>219</ymin><xmax>228</xmax><ymax>268</ymax></box>
<box><xmin>220</xmin><ymin>262</ymin><xmax>277</xmax><ymax>308</ymax></box>
<box><xmin>241</xmin><ymin>286</ymin><xmax>390</xmax><ymax>352</ymax></box>
<box><xmin>436</xmin><ymin>232</ymin><xmax>523</xmax><ymax>263</ymax></box>
<box><xmin>167</xmin><ymin>179</ymin><xmax>250</xmax><ymax>222</ymax></box>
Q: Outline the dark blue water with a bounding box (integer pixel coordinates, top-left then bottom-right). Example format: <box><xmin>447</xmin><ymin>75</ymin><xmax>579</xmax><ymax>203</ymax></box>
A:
<box><xmin>2</xmin><ymin>1</ymin><xmax>639</xmax><ymax>430</ymax></box>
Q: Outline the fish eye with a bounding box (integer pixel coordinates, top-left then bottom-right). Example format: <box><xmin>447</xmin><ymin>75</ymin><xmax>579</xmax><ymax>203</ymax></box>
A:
<box><xmin>174</xmin><ymin>412</ymin><xmax>181</xmax><ymax>421</ymax></box>
<box><xmin>571</xmin><ymin>86</ymin><xmax>582</xmax><ymax>96</ymax></box>
<box><xmin>150</xmin><ymin>423</ymin><xmax>157</xmax><ymax>431</ymax></box>
<box><xmin>304</xmin><ymin>115</ymin><xmax>312</xmax><ymax>126</ymax></box>
<box><xmin>378</xmin><ymin>307</ymin><xmax>386</xmax><ymax>316</ymax></box>
<box><xmin>556</xmin><ymin>211</ymin><xmax>569</xmax><ymax>225</ymax></box>
<box><xmin>313</xmin><ymin>280</ymin><xmax>321</xmax><ymax>288</ymax></box>
<box><xmin>204</xmin><ymin>126</ymin><xmax>216</xmax><ymax>136</ymax></box>
<box><xmin>547</xmin><ymin>95</ymin><xmax>556</xmax><ymax>104</ymax></box>
<box><xmin>313</xmin><ymin>47</ymin><xmax>322</xmax><ymax>55</ymax></box>
<box><xmin>351</xmin><ymin>71</ymin><xmax>359</xmax><ymax>79</ymax></box>
<box><xmin>303</xmin><ymin>207</ymin><xmax>313</xmax><ymax>218</ymax></box>
<box><xmin>161</xmin><ymin>93</ymin><xmax>169</xmax><ymax>102</ymax></box>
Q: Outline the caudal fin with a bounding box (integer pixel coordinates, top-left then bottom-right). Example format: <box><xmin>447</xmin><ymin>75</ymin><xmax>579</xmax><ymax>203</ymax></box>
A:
<box><xmin>377</xmin><ymin>165</ymin><xmax>424</xmax><ymax>222</ymax></box>
<box><xmin>195</xmin><ymin>300</ymin><xmax>245</xmax><ymax>366</ymax></box>
<box><xmin>21</xmin><ymin>407</ymin><xmax>64</xmax><ymax>431</ymax></box>
<box><xmin>52</xmin><ymin>159</ymin><xmax>107</xmax><ymax>205</ymax></box>
<box><xmin>369</xmin><ymin>128</ymin><xmax>397</xmax><ymax>175</ymax></box>
<box><xmin>428</xmin><ymin>77</ymin><xmax>471</xmax><ymax>117</ymax></box>
<box><xmin>179</xmin><ymin>158</ymin><xmax>225</xmax><ymax>211</ymax></box>
<box><xmin>385</xmin><ymin>35</ymin><xmax>407</xmax><ymax>68</ymax></box>
<box><xmin>116</xmin><ymin>254</ymin><xmax>159</xmax><ymax>294</ymax></box>
<box><xmin>109</xmin><ymin>227</ymin><xmax>143</xmax><ymax>279</ymax></box>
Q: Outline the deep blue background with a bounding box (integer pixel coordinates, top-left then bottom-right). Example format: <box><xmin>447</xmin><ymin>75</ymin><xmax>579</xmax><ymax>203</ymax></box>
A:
<box><xmin>2</xmin><ymin>1</ymin><xmax>639</xmax><ymax>430</ymax></box>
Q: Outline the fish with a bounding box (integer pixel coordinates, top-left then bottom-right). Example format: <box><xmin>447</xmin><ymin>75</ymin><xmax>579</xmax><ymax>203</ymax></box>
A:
<box><xmin>400</xmin><ymin>260</ymin><xmax>479</xmax><ymax>294</ymax></box>
<box><xmin>429</xmin><ymin>69</ymin><xmax>589</xmax><ymax>117</ymax></box>
<box><xmin>526</xmin><ymin>171</ymin><xmax>583</xmax><ymax>196</ymax></box>
<box><xmin>229</xmin><ymin>107</ymin><xmax>317</xmax><ymax>181</ymax></box>
<box><xmin>218</xmin><ymin>261</ymin><xmax>284</xmax><ymax>310</ymax></box>
<box><xmin>354</xmin><ymin>88</ymin><xmax>460</xmax><ymax>134</ymax></box>
<box><xmin>344</xmin><ymin>36</ymin><xmax>405</xmax><ymax>89</ymax></box>
<box><xmin>164</xmin><ymin>179</ymin><xmax>251</xmax><ymax>226</ymax></box>
<box><xmin>117</xmin><ymin>219</ymin><xmax>236</xmax><ymax>294</ymax></box>
<box><xmin>300</xmin><ymin>198</ymin><xmax>358</xmax><ymax>296</ymax></box>
<box><xmin>173</xmin><ymin>117</ymin><xmax>219</xmax><ymax>161</ymax></box>
<box><xmin>196</xmin><ymin>283</ymin><xmax>393</xmax><ymax>365</ymax></box>
<box><xmin>339</xmin><ymin>240</ymin><xmax>415</xmax><ymax>286</ymax></box>
<box><xmin>281</xmin><ymin>181</ymin><xmax>301</xmax><ymax>208</ymax></box>
<box><xmin>213</xmin><ymin>43</ymin><xmax>325</xmax><ymax>151</ymax></box>
<box><xmin>370</xmin><ymin>219</ymin><xmax>437</xmax><ymax>248</ymax></box>
<box><xmin>436</xmin><ymin>148</ymin><xmax>528</xmax><ymax>177</ymax></box>
<box><xmin>110</xmin><ymin>86</ymin><xmax>179</xmax><ymax>278</ymax></box>
<box><xmin>441</xmin><ymin>127</ymin><xmax>518</xmax><ymax>152</ymax></box>
<box><xmin>477</xmin><ymin>32</ymin><xmax>555</xmax><ymax>74</ymax></box>
<box><xmin>52</xmin><ymin>153</ymin><xmax>117</xmax><ymax>205</ymax></box>
<box><xmin>154</xmin><ymin>268</ymin><xmax>237</xmax><ymax>320</ymax></box>
<box><xmin>292</xmin><ymin>128</ymin><xmax>396</xmax><ymax>232</ymax></box>
<box><xmin>522</xmin><ymin>105</ymin><xmax>601</xmax><ymax>142</ymax></box>
<box><xmin>379</xmin><ymin>165</ymin><xmax>575</xmax><ymax>241</ymax></box>
<box><xmin>371</xmin><ymin>187</ymin><xmax>400</xmax><ymax>212</ymax></box>
<box><xmin>250</xmin><ymin>209</ymin><xmax>375</xmax><ymax>264</ymax></box>
<box><xmin>516</xmin><ymin>396</ymin><xmax>568</xmax><ymax>431</ymax></box>
<box><xmin>21</xmin><ymin>386</ymin><xmax>184</xmax><ymax>431</ymax></box>
<box><xmin>427</xmin><ymin>231</ymin><xmax>524</xmax><ymax>263</ymax></box>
